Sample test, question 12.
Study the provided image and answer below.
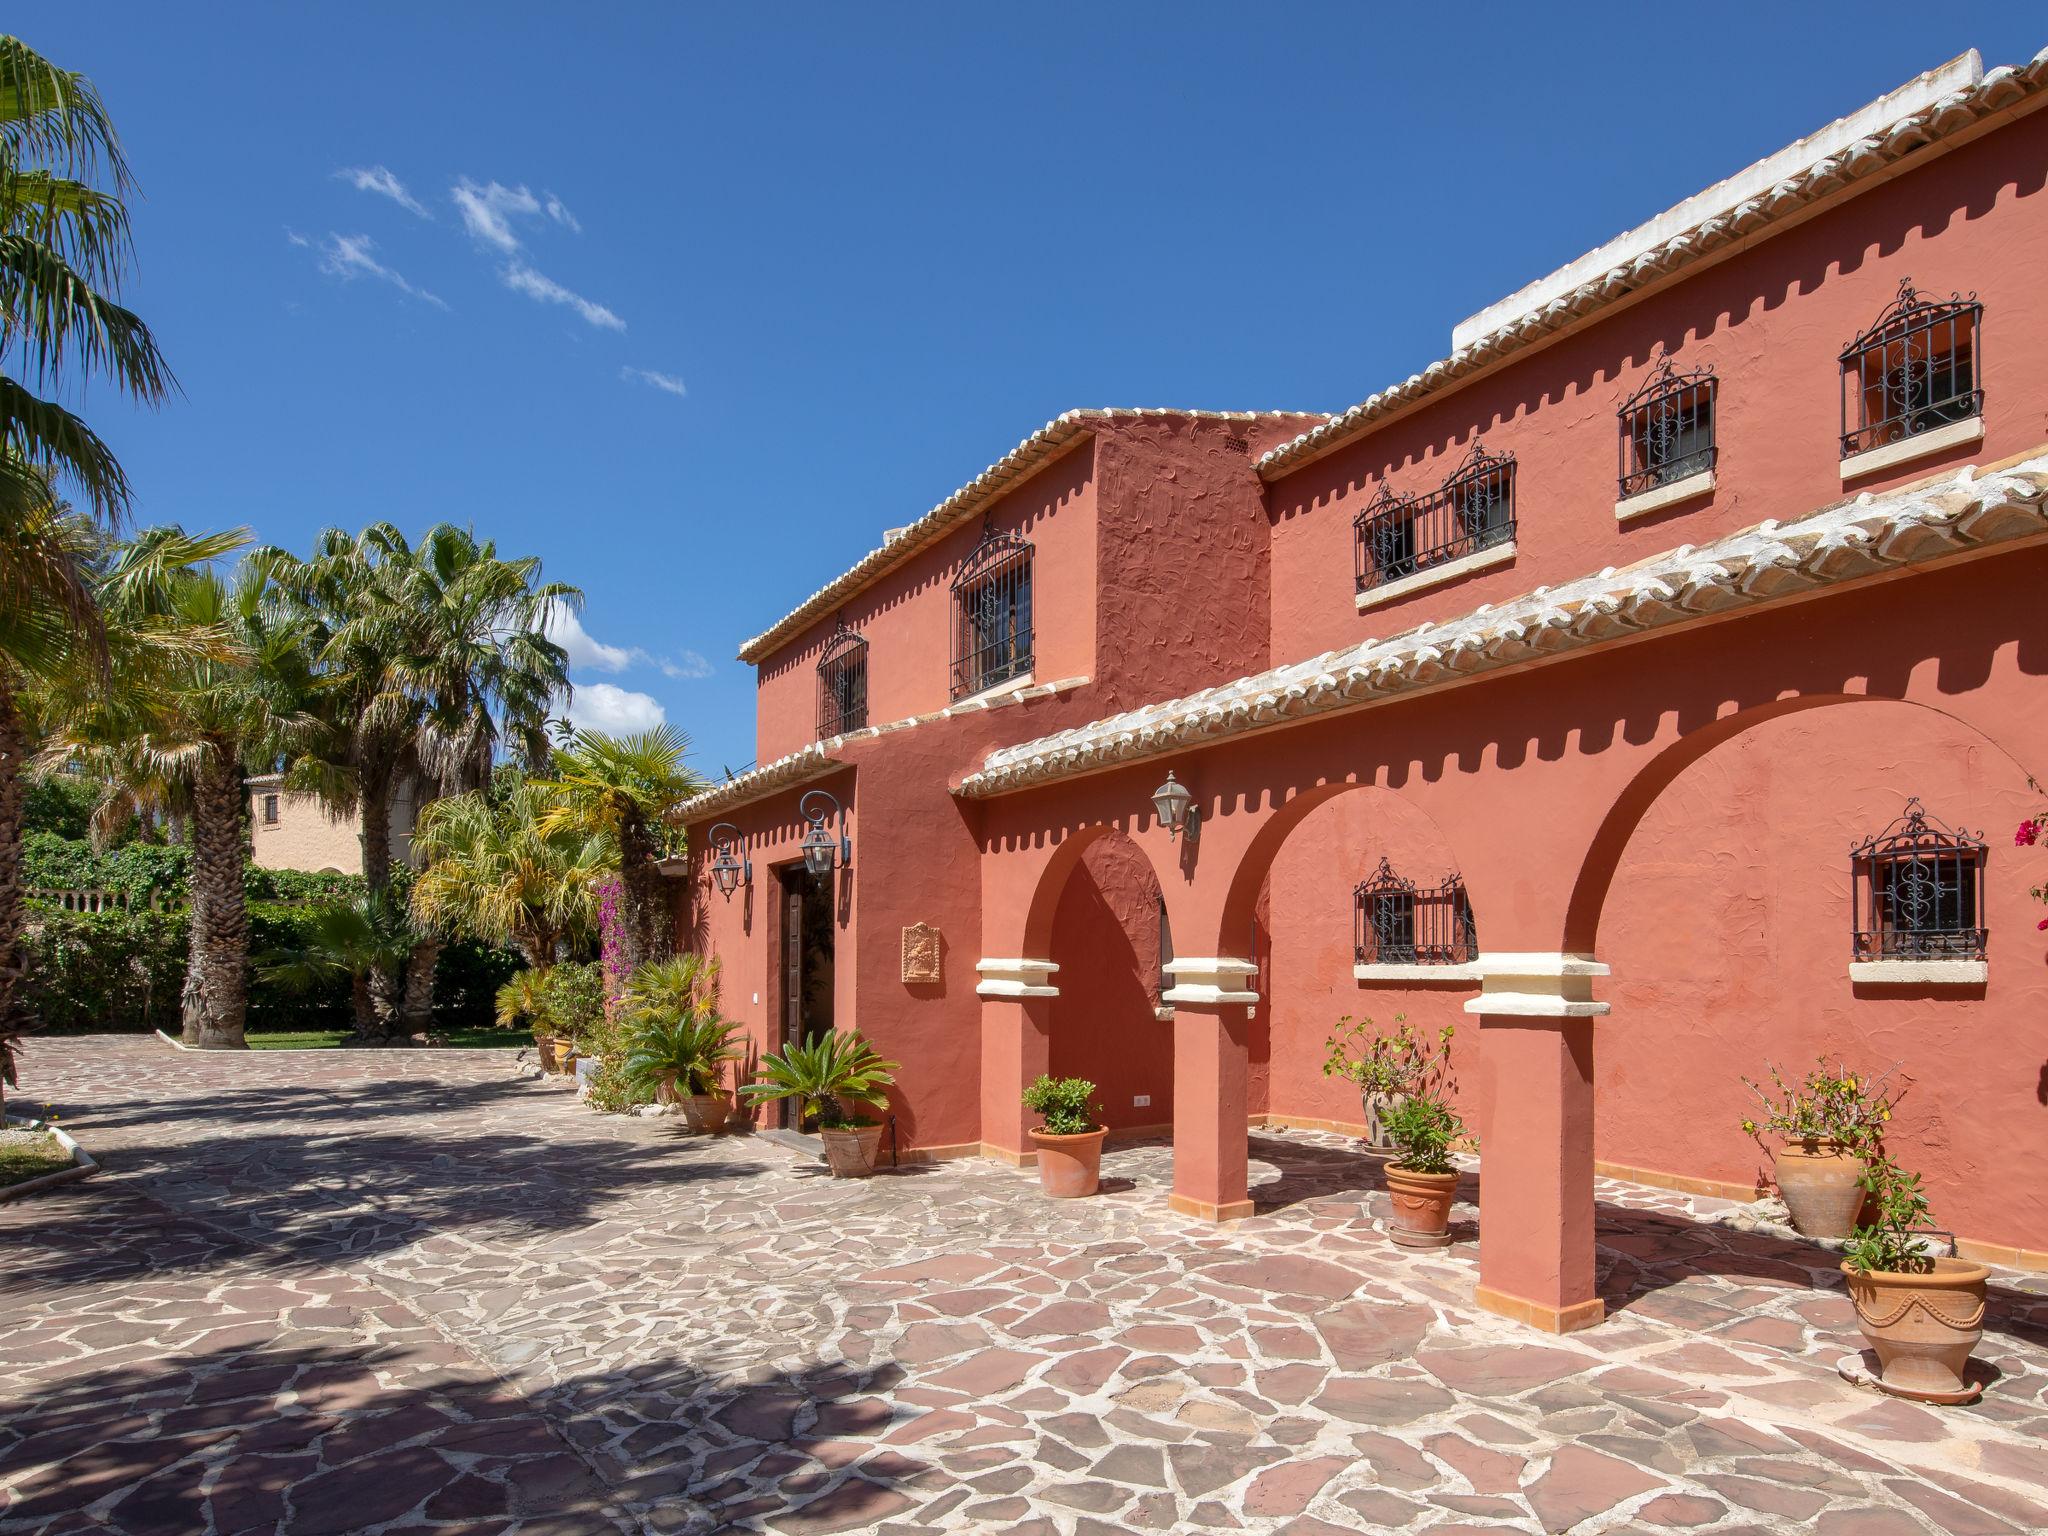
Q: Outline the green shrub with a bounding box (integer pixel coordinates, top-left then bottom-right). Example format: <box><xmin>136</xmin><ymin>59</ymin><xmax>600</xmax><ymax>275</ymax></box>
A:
<box><xmin>1021</xmin><ymin>1074</ymin><xmax>1100</xmax><ymax>1136</ymax></box>
<box><xmin>23</xmin><ymin>775</ymin><xmax>102</xmax><ymax>840</ymax></box>
<box><xmin>244</xmin><ymin>865</ymin><xmax>372</xmax><ymax>903</ymax></box>
<box><xmin>24</xmin><ymin>834</ymin><xmax>189</xmax><ymax>906</ymax></box>
<box><xmin>533</xmin><ymin>962</ymin><xmax>606</xmax><ymax>1045</ymax></box>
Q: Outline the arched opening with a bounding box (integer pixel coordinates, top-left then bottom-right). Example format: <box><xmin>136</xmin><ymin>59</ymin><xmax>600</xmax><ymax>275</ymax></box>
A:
<box><xmin>1570</xmin><ymin>694</ymin><xmax>2046</xmax><ymax>1256</ymax></box>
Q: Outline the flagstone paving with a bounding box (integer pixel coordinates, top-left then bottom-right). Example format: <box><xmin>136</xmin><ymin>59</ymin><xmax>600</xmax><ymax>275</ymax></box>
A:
<box><xmin>3</xmin><ymin>1037</ymin><xmax>2046</xmax><ymax>1536</ymax></box>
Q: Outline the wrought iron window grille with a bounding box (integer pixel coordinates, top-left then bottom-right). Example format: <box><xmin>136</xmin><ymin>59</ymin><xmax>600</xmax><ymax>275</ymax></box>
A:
<box><xmin>1850</xmin><ymin>797</ymin><xmax>1987</xmax><ymax>962</ymax></box>
<box><xmin>815</xmin><ymin>619</ymin><xmax>869</xmax><ymax>739</ymax></box>
<box><xmin>1353</xmin><ymin>858</ymin><xmax>1479</xmax><ymax>965</ymax></box>
<box><xmin>1619</xmin><ymin>353</ymin><xmax>1717</xmax><ymax>497</ymax></box>
<box><xmin>1354</xmin><ymin>443</ymin><xmax>1517</xmax><ymax>593</ymax></box>
<box><xmin>1840</xmin><ymin>279</ymin><xmax>1983</xmax><ymax>459</ymax></box>
<box><xmin>950</xmin><ymin>526</ymin><xmax>1034</xmax><ymax>700</ymax></box>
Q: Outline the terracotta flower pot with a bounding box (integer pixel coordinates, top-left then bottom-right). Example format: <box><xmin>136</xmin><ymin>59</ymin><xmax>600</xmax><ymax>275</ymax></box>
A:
<box><xmin>820</xmin><ymin>1124</ymin><xmax>885</xmax><ymax>1178</ymax></box>
<box><xmin>1385</xmin><ymin>1165</ymin><xmax>1460</xmax><ymax>1249</ymax></box>
<box><xmin>1841</xmin><ymin>1257</ymin><xmax>1989</xmax><ymax>1402</ymax></box>
<box><xmin>682</xmin><ymin>1090</ymin><xmax>733</xmax><ymax>1135</ymax></box>
<box><xmin>1029</xmin><ymin>1127</ymin><xmax>1106</xmax><ymax>1198</ymax></box>
<box><xmin>536</xmin><ymin>1035</ymin><xmax>576</xmax><ymax>1074</ymax></box>
<box><xmin>1775</xmin><ymin>1140</ymin><xmax>1866</xmax><ymax>1238</ymax></box>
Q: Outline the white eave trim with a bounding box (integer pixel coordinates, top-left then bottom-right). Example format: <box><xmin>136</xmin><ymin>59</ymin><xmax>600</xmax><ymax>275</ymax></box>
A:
<box><xmin>1356</xmin><ymin>541</ymin><xmax>1516</xmax><ymax>611</ymax></box>
<box><xmin>1849</xmin><ymin>958</ymin><xmax>1986</xmax><ymax>985</ymax></box>
<box><xmin>1840</xmin><ymin>416</ymin><xmax>1984</xmax><ymax>481</ymax></box>
<box><xmin>1616</xmin><ymin>469</ymin><xmax>1715</xmax><ymax>522</ymax></box>
<box><xmin>958</xmin><ymin>454</ymin><xmax>2048</xmax><ymax>800</ymax></box>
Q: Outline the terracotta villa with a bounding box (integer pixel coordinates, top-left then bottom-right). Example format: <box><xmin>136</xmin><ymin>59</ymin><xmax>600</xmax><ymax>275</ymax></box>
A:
<box><xmin>677</xmin><ymin>47</ymin><xmax>2048</xmax><ymax>1334</ymax></box>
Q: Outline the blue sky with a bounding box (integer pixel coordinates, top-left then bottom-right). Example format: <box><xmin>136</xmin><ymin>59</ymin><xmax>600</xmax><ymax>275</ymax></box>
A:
<box><xmin>41</xmin><ymin>5</ymin><xmax>2045</xmax><ymax>777</ymax></box>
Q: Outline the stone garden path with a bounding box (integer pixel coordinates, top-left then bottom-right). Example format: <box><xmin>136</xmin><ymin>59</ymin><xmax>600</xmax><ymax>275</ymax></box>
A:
<box><xmin>3</xmin><ymin>1037</ymin><xmax>2046</xmax><ymax>1536</ymax></box>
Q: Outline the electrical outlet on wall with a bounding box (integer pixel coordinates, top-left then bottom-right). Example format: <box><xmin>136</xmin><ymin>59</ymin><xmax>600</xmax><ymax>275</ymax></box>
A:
<box><xmin>1133</xmin><ymin>1095</ymin><xmax>1151</xmax><ymax>1108</ymax></box>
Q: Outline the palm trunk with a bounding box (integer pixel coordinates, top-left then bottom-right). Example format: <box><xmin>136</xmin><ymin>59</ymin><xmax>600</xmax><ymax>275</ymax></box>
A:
<box><xmin>397</xmin><ymin>934</ymin><xmax>440</xmax><ymax>1035</ymax></box>
<box><xmin>0</xmin><ymin>668</ymin><xmax>33</xmax><ymax>1090</ymax></box>
<box><xmin>618</xmin><ymin>804</ymin><xmax>669</xmax><ymax>973</ymax></box>
<box><xmin>180</xmin><ymin>749</ymin><xmax>251</xmax><ymax>1049</ymax></box>
<box><xmin>359</xmin><ymin>772</ymin><xmax>393</xmax><ymax>895</ymax></box>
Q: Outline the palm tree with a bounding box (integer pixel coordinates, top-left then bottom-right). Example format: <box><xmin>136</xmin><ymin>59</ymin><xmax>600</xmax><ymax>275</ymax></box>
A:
<box><xmin>257</xmin><ymin>893</ymin><xmax>418</xmax><ymax>1040</ymax></box>
<box><xmin>53</xmin><ymin>545</ymin><xmax>320</xmax><ymax>1048</ymax></box>
<box><xmin>410</xmin><ymin>779</ymin><xmax>605</xmax><ymax>969</ymax></box>
<box><xmin>539</xmin><ymin>725</ymin><xmax>705</xmax><ymax>974</ymax></box>
<box><xmin>258</xmin><ymin>523</ymin><xmax>577</xmax><ymax>1037</ymax></box>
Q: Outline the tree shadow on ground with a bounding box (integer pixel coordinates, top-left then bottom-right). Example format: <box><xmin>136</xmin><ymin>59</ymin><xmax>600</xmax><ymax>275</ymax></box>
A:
<box><xmin>0</xmin><ymin>1334</ymin><xmax>921</xmax><ymax>1535</ymax></box>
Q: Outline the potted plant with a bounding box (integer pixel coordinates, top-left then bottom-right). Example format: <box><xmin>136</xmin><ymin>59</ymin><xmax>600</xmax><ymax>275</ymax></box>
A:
<box><xmin>1022</xmin><ymin>1075</ymin><xmax>1105</xmax><ymax>1197</ymax></box>
<box><xmin>740</xmin><ymin>1031</ymin><xmax>899</xmax><ymax>1177</ymax></box>
<box><xmin>624</xmin><ymin>1009</ymin><xmax>743</xmax><ymax>1132</ymax></box>
<box><xmin>1345</xmin><ymin>1020</ymin><xmax>1467</xmax><ymax>1248</ymax></box>
<box><xmin>1323</xmin><ymin>1013</ymin><xmax>1436</xmax><ymax>1149</ymax></box>
<box><xmin>1841</xmin><ymin>1150</ymin><xmax>1989</xmax><ymax>1403</ymax></box>
<box><xmin>1740</xmin><ymin>1058</ymin><xmax>1904</xmax><ymax>1238</ymax></box>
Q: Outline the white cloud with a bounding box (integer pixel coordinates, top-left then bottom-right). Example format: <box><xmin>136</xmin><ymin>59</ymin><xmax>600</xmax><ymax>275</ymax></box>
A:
<box><xmin>663</xmin><ymin>651</ymin><xmax>713</xmax><ymax>680</ymax></box>
<box><xmin>568</xmin><ymin>681</ymin><xmax>666</xmax><ymax>734</ymax></box>
<box><xmin>290</xmin><ymin>230</ymin><xmax>447</xmax><ymax>309</ymax></box>
<box><xmin>621</xmin><ymin>365</ymin><xmax>686</xmax><ymax>397</ymax></box>
<box><xmin>336</xmin><ymin>165</ymin><xmax>429</xmax><ymax>218</ymax></box>
<box><xmin>543</xmin><ymin>605</ymin><xmax>633</xmax><ymax>673</ymax></box>
<box><xmin>502</xmin><ymin>260</ymin><xmax>624</xmax><ymax>331</ymax></box>
<box><xmin>544</xmin><ymin>193</ymin><xmax>581</xmax><ymax>233</ymax></box>
<box><xmin>451</xmin><ymin>178</ymin><xmax>540</xmax><ymax>253</ymax></box>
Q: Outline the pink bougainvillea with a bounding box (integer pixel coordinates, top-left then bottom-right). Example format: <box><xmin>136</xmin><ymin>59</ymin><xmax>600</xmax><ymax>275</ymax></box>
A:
<box><xmin>595</xmin><ymin>875</ymin><xmax>627</xmax><ymax>1016</ymax></box>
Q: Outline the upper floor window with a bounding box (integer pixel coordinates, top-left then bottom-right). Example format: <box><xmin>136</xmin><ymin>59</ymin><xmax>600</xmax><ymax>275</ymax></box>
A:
<box><xmin>1354</xmin><ymin>858</ymin><xmax>1478</xmax><ymax>966</ymax></box>
<box><xmin>262</xmin><ymin>794</ymin><xmax>280</xmax><ymax>825</ymax></box>
<box><xmin>1840</xmin><ymin>280</ymin><xmax>1982</xmax><ymax>459</ymax></box>
<box><xmin>1851</xmin><ymin>797</ymin><xmax>1986</xmax><ymax>962</ymax></box>
<box><xmin>1619</xmin><ymin>354</ymin><xmax>1716</xmax><ymax>497</ymax></box>
<box><xmin>1354</xmin><ymin>443</ymin><xmax>1516</xmax><ymax>594</ymax></box>
<box><xmin>816</xmin><ymin>619</ymin><xmax>868</xmax><ymax>739</ymax></box>
<box><xmin>950</xmin><ymin>526</ymin><xmax>1033</xmax><ymax>700</ymax></box>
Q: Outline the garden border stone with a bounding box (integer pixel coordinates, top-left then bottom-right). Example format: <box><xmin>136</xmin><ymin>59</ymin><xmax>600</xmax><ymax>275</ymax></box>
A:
<box><xmin>0</xmin><ymin>1114</ymin><xmax>98</xmax><ymax>1201</ymax></box>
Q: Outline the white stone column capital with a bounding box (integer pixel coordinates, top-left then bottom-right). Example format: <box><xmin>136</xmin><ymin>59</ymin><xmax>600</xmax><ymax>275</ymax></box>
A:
<box><xmin>1161</xmin><ymin>957</ymin><xmax>1259</xmax><ymax>1008</ymax></box>
<box><xmin>976</xmin><ymin>958</ymin><xmax>1060</xmax><ymax>999</ymax></box>
<box><xmin>1462</xmin><ymin>952</ymin><xmax>1611</xmax><ymax>1019</ymax></box>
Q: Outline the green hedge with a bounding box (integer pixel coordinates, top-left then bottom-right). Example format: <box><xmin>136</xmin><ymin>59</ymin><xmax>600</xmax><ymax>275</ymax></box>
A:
<box><xmin>22</xmin><ymin>833</ymin><xmax>405</xmax><ymax>909</ymax></box>
<box><xmin>19</xmin><ymin>902</ymin><xmax>518</xmax><ymax>1035</ymax></box>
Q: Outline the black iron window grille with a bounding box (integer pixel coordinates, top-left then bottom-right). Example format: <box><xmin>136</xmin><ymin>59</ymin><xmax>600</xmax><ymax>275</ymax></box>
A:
<box><xmin>815</xmin><ymin>620</ymin><xmax>868</xmax><ymax>739</ymax></box>
<box><xmin>950</xmin><ymin>527</ymin><xmax>1034</xmax><ymax>700</ymax></box>
<box><xmin>1619</xmin><ymin>354</ymin><xmax>1717</xmax><ymax>497</ymax></box>
<box><xmin>1850</xmin><ymin>798</ymin><xmax>1987</xmax><ymax>961</ymax></box>
<box><xmin>1840</xmin><ymin>279</ymin><xmax>1983</xmax><ymax>459</ymax></box>
<box><xmin>1354</xmin><ymin>443</ymin><xmax>1516</xmax><ymax>594</ymax></box>
<box><xmin>1353</xmin><ymin>858</ymin><xmax>1479</xmax><ymax>965</ymax></box>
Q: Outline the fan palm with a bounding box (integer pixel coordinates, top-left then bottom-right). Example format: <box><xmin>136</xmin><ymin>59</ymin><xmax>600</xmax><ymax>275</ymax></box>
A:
<box><xmin>493</xmin><ymin>968</ymin><xmax>548</xmax><ymax>1031</ymax></box>
<box><xmin>740</xmin><ymin>1030</ymin><xmax>899</xmax><ymax>1129</ymax></box>
<box><xmin>617</xmin><ymin>952</ymin><xmax>721</xmax><ymax>1021</ymax></box>
<box><xmin>539</xmin><ymin>725</ymin><xmax>704</xmax><ymax>974</ymax></box>
<box><xmin>257</xmin><ymin>522</ymin><xmax>577</xmax><ymax>1036</ymax></box>
<box><xmin>623</xmin><ymin>1009</ymin><xmax>743</xmax><ymax>1098</ymax></box>
<box><xmin>410</xmin><ymin>780</ymin><xmax>605</xmax><ymax>968</ymax></box>
<box><xmin>258</xmin><ymin>893</ymin><xmax>418</xmax><ymax>1039</ymax></box>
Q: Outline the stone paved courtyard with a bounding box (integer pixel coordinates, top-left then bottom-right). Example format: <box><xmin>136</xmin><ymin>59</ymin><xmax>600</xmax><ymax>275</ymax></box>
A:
<box><xmin>2</xmin><ymin>1038</ymin><xmax>2046</xmax><ymax>1535</ymax></box>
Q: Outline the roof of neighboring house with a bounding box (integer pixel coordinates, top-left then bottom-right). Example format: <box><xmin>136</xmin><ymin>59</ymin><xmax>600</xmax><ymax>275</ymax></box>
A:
<box><xmin>958</xmin><ymin>452</ymin><xmax>2048</xmax><ymax>798</ymax></box>
<box><xmin>735</xmin><ymin>408</ymin><xmax>1327</xmax><ymax>665</ymax></box>
<box><xmin>245</xmin><ymin>774</ymin><xmax>283</xmax><ymax>788</ymax></box>
<box><xmin>1256</xmin><ymin>47</ymin><xmax>2048</xmax><ymax>482</ymax></box>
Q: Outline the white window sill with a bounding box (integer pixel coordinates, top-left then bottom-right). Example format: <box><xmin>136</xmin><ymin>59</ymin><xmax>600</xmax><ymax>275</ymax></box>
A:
<box><xmin>1152</xmin><ymin>1004</ymin><xmax>1176</xmax><ymax>1022</ymax></box>
<box><xmin>950</xmin><ymin>672</ymin><xmax>1035</xmax><ymax>709</ymax></box>
<box><xmin>1849</xmin><ymin>959</ymin><xmax>1986</xmax><ymax>985</ymax></box>
<box><xmin>1353</xmin><ymin>962</ymin><xmax>1483</xmax><ymax>984</ymax></box>
<box><xmin>1356</xmin><ymin>540</ymin><xmax>1516</xmax><ymax>611</ymax></box>
<box><xmin>1840</xmin><ymin>416</ymin><xmax>1983</xmax><ymax>481</ymax></box>
<box><xmin>1615</xmin><ymin>468</ymin><xmax>1714</xmax><ymax>522</ymax></box>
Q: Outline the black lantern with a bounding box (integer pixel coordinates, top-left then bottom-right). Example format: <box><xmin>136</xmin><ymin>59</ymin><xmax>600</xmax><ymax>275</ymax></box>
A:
<box><xmin>799</xmin><ymin>789</ymin><xmax>850</xmax><ymax>878</ymax></box>
<box><xmin>1151</xmin><ymin>770</ymin><xmax>1198</xmax><ymax>840</ymax></box>
<box><xmin>707</xmin><ymin>822</ymin><xmax>750</xmax><ymax>901</ymax></box>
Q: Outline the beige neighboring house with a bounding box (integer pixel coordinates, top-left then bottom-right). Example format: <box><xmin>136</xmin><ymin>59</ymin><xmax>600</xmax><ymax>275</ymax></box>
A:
<box><xmin>246</xmin><ymin>774</ymin><xmax>418</xmax><ymax>876</ymax></box>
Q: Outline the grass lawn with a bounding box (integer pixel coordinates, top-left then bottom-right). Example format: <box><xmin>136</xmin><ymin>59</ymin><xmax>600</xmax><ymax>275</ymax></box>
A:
<box><xmin>0</xmin><ymin>1131</ymin><xmax>74</xmax><ymax>1189</ymax></box>
<box><xmin>247</xmin><ymin>1027</ymin><xmax>529</xmax><ymax>1051</ymax></box>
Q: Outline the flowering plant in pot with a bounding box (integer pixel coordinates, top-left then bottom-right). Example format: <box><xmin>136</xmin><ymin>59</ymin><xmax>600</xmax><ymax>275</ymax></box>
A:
<box><xmin>623</xmin><ymin>1009</ymin><xmax>743</xmax><ymax>1132</ymax></box>
<box><xmin>1338</xmin><ymin>1021</ymin><xmax>1467</xmax><ymax>1248</ymax></box>
<box><xmin>1740</xmin><ymin>1058</ymin><xmax>1904</xmax><ymax>1238</ymax></box>
<box><xmin>1841</xmin><ymin>1150</ymin><xmax>1988</xmax><ymax>1403</ymax></box>
<box><xmin>1322</xmin><ymin>1013</ymin><xmax>1438</xmax><ymax>1149</ymax></box>
<box><xmin>1022</xmin><ymin>1075</ymin><xmax>1105</xmax><ymax>1197</ymax></box>
<box><xmin>740</xmin><ymin>1031</ymin><xmax>899</xmax><ymax>1177</ymax></box>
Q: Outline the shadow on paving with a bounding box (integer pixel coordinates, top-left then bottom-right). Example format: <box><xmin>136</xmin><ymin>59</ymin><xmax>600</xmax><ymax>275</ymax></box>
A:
<box><xmin>0</xmin><ymin>1337</ymin><xmax>919</xmax><ymax>1536</ymax></box>
<box><xmin>39</xmin><ymin>1070</ymin><xmax>573</xmax><ymax>1136</ymax></box>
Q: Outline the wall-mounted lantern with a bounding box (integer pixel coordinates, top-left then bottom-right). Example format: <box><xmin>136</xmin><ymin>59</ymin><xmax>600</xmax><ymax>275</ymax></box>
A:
<box><xmin>1151</xmin><ymin>770</ymin><xmax>1199</xmax><ymax>840</ymax></box>
<box><xmin>708</xmin><ymin>822</ymin><xmax>750</xmax><ymax>901</ymax></box>
<box><xmin>799</xmin><ymin>789</ymin><xmax>851</xmax><ymax>878</ymax></box>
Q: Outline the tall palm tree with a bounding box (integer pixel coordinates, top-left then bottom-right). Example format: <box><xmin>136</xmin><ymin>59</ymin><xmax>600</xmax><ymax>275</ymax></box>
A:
<box><xmin>0</xmin><ymin>36</ymin><xmax>171</xmax><ymax>1044</ymax></box>
<box><xmin>539</xmin><ymin>725</ymin><xmax>704</xmax><ymax>974</ymax></box>
<box><xmin>410</xmin><ymin>779</ymin><xmax>605</xmax><ymax>969</ymax></box>
<box><xmin>258</xmin><ymin>523</ymin><xmax>577</xmax><ymax>1037</ymax></box>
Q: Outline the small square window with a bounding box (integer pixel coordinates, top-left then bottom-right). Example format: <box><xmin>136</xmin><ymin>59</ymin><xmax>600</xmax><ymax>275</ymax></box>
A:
<box><xmin>1840</xmin><ymin>280</ymin><xmax>1983</xmax><ymax>459</ymax></box>
<box><xmin>262</xmin><ymin>794</ymin><xmax>280</xmax><ymax>825</ymax></box>
<box><xmin>1620</xmin><ymin>357</ymin><xmax>1717</xmax><ymax>497</ymax></box>
<box><xmin>1851</xmin><ymin>798</ymin><xmax>1987</xmax><ymax>961</ymax></box>
<box><xmin>950</xmin><ymin>528</ymin><xmax>1033</xmax><ymax>700</ymax></box>
<box><xmin>1354</xmin><ymin>859</ymin><xmax>1478</xmax><ymax>966</ymax></box>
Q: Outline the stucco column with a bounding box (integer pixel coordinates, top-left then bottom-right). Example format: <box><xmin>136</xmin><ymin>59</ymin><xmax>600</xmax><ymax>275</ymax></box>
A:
<box><xmin>1464</xmin><ymin>954</ymin><xmax>1610</xmax><ymax>1334</ymax></box>
<box><xmin>1162</xmin><ymin>958</ymin><xmax>1258</xmax><ymax>1222</ymax></box>
<box><xmin>976</xmin><ymin>960</ymin><xmax>1058</xmax><ymax>1165</ymax></box>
